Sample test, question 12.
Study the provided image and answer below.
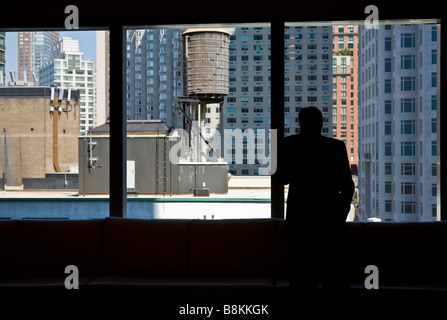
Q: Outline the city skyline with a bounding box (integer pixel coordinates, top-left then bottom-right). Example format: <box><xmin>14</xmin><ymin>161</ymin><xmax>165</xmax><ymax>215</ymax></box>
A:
<box><xmin>0</xmin><ymin>22</ymin><xmax>440</xmax><ymax>221</ymax></box>
<box><xmin>4</xmin><ymin>31</ymin><xmax>96</xmax><ymax>83</ymax></box>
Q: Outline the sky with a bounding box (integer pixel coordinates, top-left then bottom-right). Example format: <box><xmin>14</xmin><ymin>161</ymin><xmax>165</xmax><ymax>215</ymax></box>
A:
<box><xmin>4</xmin><ymin>30</ymin><xmax>97</xmax><ymax>83</ymax></box>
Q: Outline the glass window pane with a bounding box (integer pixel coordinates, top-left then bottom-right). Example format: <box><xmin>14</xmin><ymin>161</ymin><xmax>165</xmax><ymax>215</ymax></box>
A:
<box><xmin>124</xmin><ymin>24</ymin><xmax>271</xmax><ymax>219</ymax></box>
<box><xmin>1</xmin><ymin>30</ymin><xmax>110</xmax><ymax>219</ymax></box>
<box><xmin>358</xmin><ymin>21</ymin><xmax>439</xmax><ymax>222</ymax></box>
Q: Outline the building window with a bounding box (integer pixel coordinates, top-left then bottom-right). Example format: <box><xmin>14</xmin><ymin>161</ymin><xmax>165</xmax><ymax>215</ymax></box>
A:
<box><xmin>384</xmin><ymin>100</ymin><xmax>392</xmax><ymax>114</ymax></box>
<box><xmin>401</xmin><ymin>182</ymin><xmax>416</xmax><ymax>195</ymax></box>
<box><xmin>385</xmin><ymin>79</ymin><xmax>392</xmax><ymax>93</ymax></box>
<box><xmin>385</xmin><ymin>181</ymin><xmax>392</xmax><ymax>193</ymax></box>
<box><xmin>401</xmin><ymin>55</ymin><xmax>415</xmax><ymax>69</ymax></box>
<box><xmin>401</xmin><ymin>163</ymin><xmax>416</xmax><ymax>176</ymax></box>
<box><xmin>385</xmin><ymin>200</ymin><xmax>393</xmax><ymax>213</ymax></box>
<box><xmin>385</xmin><ymin>142</ymin><xmax>392</xmax><ymax>156</ymax></box>
<box><xmin>385</xmin><ymin>121</ymin><xmax>392</xmax><ymax>135</ymax></box>
<box><xmin>401</xmin><ymin>98</ymin><xmax>415</xmax><ymax>113</ymax></box>
<box><xmin>432</xmin><ymin>95</ymin><xmax>437</xmax><ymax>110</ymax></box>
<box><xmin>401</xmin><ymin>142</ymin><xmax>416</xmax><ymax>156</ymax></box>
<box><xmin>432</xmin><ymin>163</ymin><xmax>437</xmax><ymax>177</ymax></box>
<box><xmin>432</xmin><ymin>49</ymin><xmax>437</xmax><ymax>64</ymax></box>
<box><xmin>385</xmin><ymin>58</ymin><xmax>392</xmax><ymax>72</ymax></box>
<box><xmin>432</xmin><ymin>118</ymin><xmax>437</xmax><ymax>133</ymax></box>
<box><xmin>401</xmin><ymin>77</ymin><xmax>415</xmax><ymax>91</ymax></box>
<box><xmin>432</xmin><ymin>184</ymin><xmax>437</xmax><ymax>197</ymax></box>
<box><xmin>401</xmin><ymin>201</ymin><xmax>416</xmax><ymax>214</ymax></box>
<box><xmin>385</xmin><ymin>37</ymin><xmax>392</xmax><ymax>51</ymax></box>
<box><xmin>432</xmin><ymin>204</ymin><xmax>438</xmax><ymax>218</ymax></box>
<box><xmin>432</xmin><ymin>26</ymin><xmax>437</xmax><ymax>41</ymax></box>
<box><xmin>432</xmin><ymin>141</ymin><xmax>437</xmax><ymax>156</ymax></box>
<box><xmin>432</xmin><ymin>72</ymin><xmax>437</xmax><ymax>87</ymax></box>
<box><xmin>401</xmin><ymin>33</ymin><xmax>415</xmax><ymax>48</ymax></box>
<box><xmin>384</xmin><ymin>163</ymin><xmax>392</xmax><ymax>175</ymax></box>
<box><xmin>401</xmin><ymin>120</ymin><xmax>415</xmax><ymax>135</ymax></box>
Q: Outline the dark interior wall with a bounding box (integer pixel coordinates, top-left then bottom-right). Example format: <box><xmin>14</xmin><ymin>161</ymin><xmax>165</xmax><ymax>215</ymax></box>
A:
<box><xmin>0</xmin><ymin>1</ymin><xmax>442</xmax><ymax>30</ymax></box>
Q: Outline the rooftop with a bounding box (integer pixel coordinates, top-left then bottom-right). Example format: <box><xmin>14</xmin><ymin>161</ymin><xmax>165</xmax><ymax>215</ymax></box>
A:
<box><xmin>0</xmin><ymin>176</ymin><xmax>273</xmax><ymax>200</ymax></box>
<box><xmin>88</xmin><ymin>120</ymin><xmax>173</xmax><ymax>135</ymax></box>
<box><xmin>0</xmin><ymin>177</ymin><xmax>361</xmax><ymax>221</ymax></box>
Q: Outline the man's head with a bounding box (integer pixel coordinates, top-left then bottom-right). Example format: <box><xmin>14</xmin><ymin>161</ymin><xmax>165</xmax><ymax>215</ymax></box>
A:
<box><xmin>299</xmin><ymin>106</ymin><xmax>323</xmax><ymax>135</ymax></box>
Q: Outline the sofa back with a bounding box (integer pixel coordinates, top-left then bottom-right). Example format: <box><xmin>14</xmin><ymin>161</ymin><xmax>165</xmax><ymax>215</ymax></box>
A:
<box><xmin>101</xmin><ymin>218</ymin><xmax>277</xmax><ymax>278</ymax></box>
<box><xmin>274</xmin><ymin>221</ymin><xmax>447</xmax><ymax>287</ymax></box>
<box><xmin>1</xmin><ymin>218</ymin><xmax>446</xmax><ymax>286</ymax></box>
<box><xmin>0</xmin><ymin>219</ymin><xmax>104</xmax><ymax>277</ymax></box>
<box><xmin>101</xmin><ymin>218</ymin><xmax>190</xmax><ymax>276</ymax></box>
<box><xmin>365</xmin><ymin>222</ymin><xmax>447</xmax><ymax>285</ymax></box>
<box><xmin>0</xmin><ymin>220</ymin><xmax>20</xmax><ymax>276</ymax></box>
<box><xmin>188</xmin><ymin>219</ymin><xmax>277</xmax><ymax>277</ymax></box>
<box><xmin>275</xmin><ymin>220</ymin><xmax>368</xmax><ymax>284</ymax></box>
<box><xmin>345</xmin><ymin>222</ymin><xmax>368</xmax><ymax>285</ymax></box>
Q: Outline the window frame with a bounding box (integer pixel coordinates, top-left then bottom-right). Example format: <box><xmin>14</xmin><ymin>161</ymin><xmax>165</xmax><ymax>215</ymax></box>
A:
<box><xmin>2</xmin><ymin>12</ymin><xmax>441</xmax><ymax>221</ymax></box>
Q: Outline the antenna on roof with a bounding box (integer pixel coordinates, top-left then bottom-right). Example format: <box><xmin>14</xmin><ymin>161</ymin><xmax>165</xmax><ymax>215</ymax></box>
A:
<box><xmin>9</xmin><ymin>70</ymin><xmax>16</xmax><ymax>83</ymax></box>
<box><xmin>32</xmin><ymin>72</ymin><xmax>38</xmax><ymax>85</ymax></box>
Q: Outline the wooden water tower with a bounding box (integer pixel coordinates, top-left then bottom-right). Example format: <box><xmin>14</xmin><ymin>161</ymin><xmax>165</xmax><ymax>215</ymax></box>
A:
<box><xmin>181</xmin><ymin>28</ymin><xmax>232</xmax><ymax>163</ymax></box>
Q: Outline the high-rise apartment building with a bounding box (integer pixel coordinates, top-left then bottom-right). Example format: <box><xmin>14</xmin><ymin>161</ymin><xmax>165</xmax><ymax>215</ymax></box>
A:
<box><xmin>124</xmin><ymin>26</ymin><xmax>333</xmax><ymax>176</ymax></box>
<box><xmin>332</xmin><ymin>25</ymin><xmax>359</xmax><ymax>173</ymax></box>
<box><xmin>225</xmin><ymin>26</ymin><xmax>333</xmax><ymax>175</ymax></box>
<box><xmin>224</xmin><ymin>27</ymin><xmax>272</xmax><ymax>175</ymax></box>
<box><xmin>284</xmin><ymin>25</ymin><xmax>333</xmax><ymax>137</ymax></box>
<box><xmin>358</xmin><ymin>24</ymin><xmax>439</xmax><ymax>222</ymax></box>
<box><xmin>39</xmin><ymin>37</ymin><xmax>96</xmax><ymax>136</ymax></box>
<box><xmin>0</xmin><ymin>32</ymin><xmax>5</xmax><ymax>85</ymax></box>
<box><xmin>18</xmin><ymin>31</ymin><xmax>58</xmax><ymax>84</ymax></box>
<box><xmin>125</xmin><ymin>29</ymin><xmax>183</xmax><ymax>126</ymax></box>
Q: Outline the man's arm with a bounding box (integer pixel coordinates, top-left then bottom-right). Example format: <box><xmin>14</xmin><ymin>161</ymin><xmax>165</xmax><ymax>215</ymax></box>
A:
<box><xmin>338</xmin><ymin>140</ymin><xmax>355</xmax><ymax>216</ymax></box>
<box><xmin>276</xmin><ymin>137</ymin><xmax>291</xmax><ymax>185</ymax></box>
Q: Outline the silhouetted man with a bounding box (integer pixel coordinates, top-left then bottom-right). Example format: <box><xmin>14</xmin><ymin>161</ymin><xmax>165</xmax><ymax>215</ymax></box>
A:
<box><xmin>279</xmin><ymin>106</ymin><xmax>355</xmax><ymax>298</ymax></box>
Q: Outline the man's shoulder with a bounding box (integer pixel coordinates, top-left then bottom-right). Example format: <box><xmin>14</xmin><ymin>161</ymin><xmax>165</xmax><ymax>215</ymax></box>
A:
<box><xmin>283</xmin><ymin>134</ymin><xmax>303</xmax><ymax>146</ymax></box>
<box><xmin>321</xmin><ymin>135</ymin><xmax>344</xmax><ymax>145</ymax></box>
<box><xmin>283</xmin><ymin>134</ymin><xmax>345</xmax><ymax>148</ymax></box>
<box><xmin>284</xmin><ymin>133</ymin><xmax>300</xmax><ymax>141</ymax></box>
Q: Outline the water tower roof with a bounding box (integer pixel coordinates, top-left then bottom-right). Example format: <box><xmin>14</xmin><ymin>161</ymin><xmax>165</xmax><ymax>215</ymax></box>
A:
<box><xmin>182</xmin><ymin>28</ymin><xmax>232</xmax><ymax>36</ymax></box>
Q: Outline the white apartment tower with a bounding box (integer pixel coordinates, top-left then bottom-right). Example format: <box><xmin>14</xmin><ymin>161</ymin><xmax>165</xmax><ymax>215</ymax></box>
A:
<box><xmin>358</xmin><ymin>23</ymin><xmax>439</xmax><ymax>222</ymax></box>
<box><xmin>96</xmin><ymin>30</ymin><xmax>110</xmax><ymax>125</ymax></box>
<box><xmin>0</xmin><ymin>32</ymin><xmax>5</xmax><ymax>85</ymax></box>
<box><xmin>39</xmin><ymin>37</ymin><xmax>97</xmax><ymax>136</ymax></box>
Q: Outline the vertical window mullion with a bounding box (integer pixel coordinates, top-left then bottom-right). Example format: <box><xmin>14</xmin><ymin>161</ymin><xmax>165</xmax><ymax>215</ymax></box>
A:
<box><xmin>270</xmin><ymin>20</ymin><xmax>285</xmax><ymax>219</ymax></box>
<box><xmin>109</xmin><ymin>24</ymin><xmax>127</xmax><ymax>218</ymax></box>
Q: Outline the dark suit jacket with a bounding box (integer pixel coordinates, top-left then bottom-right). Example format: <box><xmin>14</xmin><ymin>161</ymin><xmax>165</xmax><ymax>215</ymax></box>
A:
<box><xmin>279</xmin><ymin>133</ymin><xmax>355</xmax><ymax>226</ymax></box>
